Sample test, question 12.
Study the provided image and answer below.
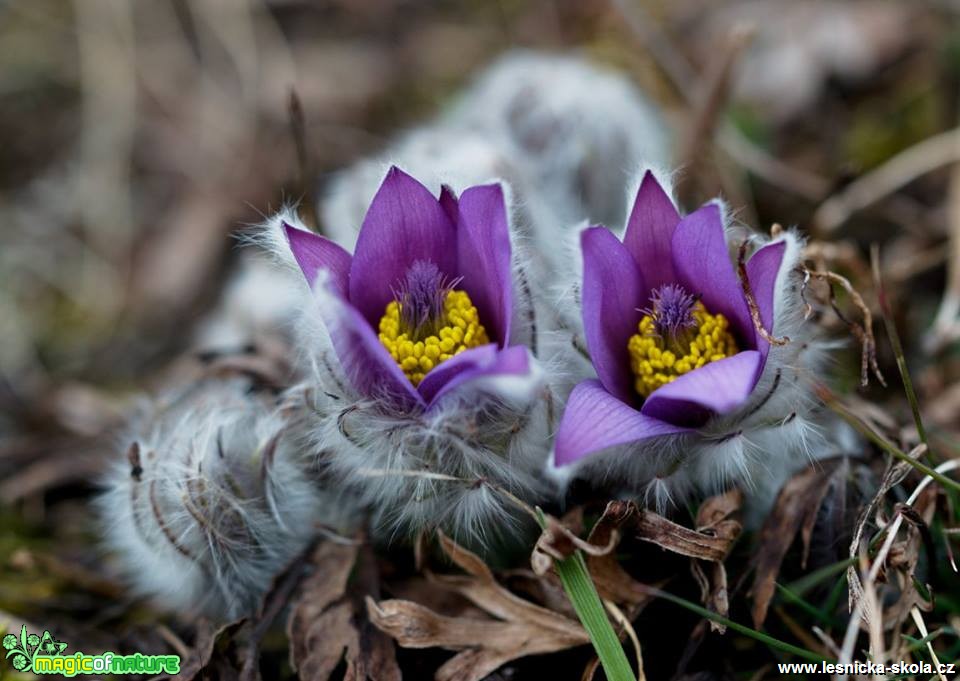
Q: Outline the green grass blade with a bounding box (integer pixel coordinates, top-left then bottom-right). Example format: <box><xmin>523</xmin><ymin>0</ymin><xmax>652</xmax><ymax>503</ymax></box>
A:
<box><xmin>774</xmin><ymin>583</ymin><xmax>835</xmax><ymax>626</ymax></box>
<box><xmin>557</xmin><ymin>553</ymin><xmax>637</xmax><ymax>681</ymax></box>
<box><xmin>536</xmin><ymin>508</ymin><xmax>636</xmax><ymax>681</ymax></box>
<box><xmin>784</xmin><ymin>558</ymin><xmax>855</xmax><ymax>597</ymax></box>
<box><xmin>870</xmin><ymin>245</ymin><xmax>929</xmax><ymax>449</ymax></box>
<box><xmin>637</xmin><ymin>585</ymin><xmax>832</xmax><ymax>663</ymax></box>
<box><xmin>819</xmin><ymin>388</ymin><xmax>960</xmax><ymax>494</ymax></box>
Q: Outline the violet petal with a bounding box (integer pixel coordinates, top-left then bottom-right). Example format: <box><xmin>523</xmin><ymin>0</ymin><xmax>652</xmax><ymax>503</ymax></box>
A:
<box><xmin>418</xmin><ymin>344</ymin><xmax>530</xmax><ymax>408</ymax></box>
<box><xmin>284</xmin><ymin>222</ymin><xmax>352</xmax><ymax>295</ymax></box>
<box><xmin>581</xmin><ymin>226</ymin><xmax>647</xmax><ymax>404</ymax></box>
<box><xmin>439</xmin><ymin>184</ymin><xmax>459</xmax><ymax>225</ymax></box>
<box><xmin>670</xmin><ymin>204</ymin><xmax>753</xmax><ymax>345</ymax></box>
<box><xmin>554</xmin><ymin>379</ymin><xmax>689</xmax><ymax>466</ymax></box>
<box><xmin>456</xmin><ymin>183</ymin><xmax>514</xmax><ymax>345</ymax></box>
<box><xmin>316</xmin><ymin>281</ymin><xmax>424</xmax><ymax>411</ymax></box>
<box><xmin>348</xmin><ymin>167</ymin><xmax>458</xmax><ymax>323</ymax></box>
<box><xmin>622</xmin><ymin>171</ymin><xmax>681</xmax><ymax>290</ymax></box>
<box><xmin>745</xmin><ymin>239</ymin><xmax>787</xmax><ymax>366</ymax></box>
<box><xmin>640</xmin><ymin>350</ymin><xmax>762</xmax><ymax>427</ymax></box>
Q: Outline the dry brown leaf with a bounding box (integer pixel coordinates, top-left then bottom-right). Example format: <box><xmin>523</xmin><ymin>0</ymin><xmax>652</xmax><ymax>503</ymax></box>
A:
<box><xmin>690</xmin><ymin>490</ymin><xmax>743</xmax><ymax>633</ymax></box>
<box><xmin>238</xmin><ymin>541</ymin><xmax>323</xmax><ymax>681</ymax></box>
<box><xmin>634</xmin><ymin>508</ymin><xmax>738</xmax><ymax>562</ymax></box>
<box><xmin>751</xmin><ymin>459</ymin><xmax>845</xmax><ymax>628</ymax></box>
<box><xmin>368</xmin><ymin>532</ymin><xmax>589</xmax><ymax>681</ymax></box>
<box><xmin>879</xmin><ymin>488</ymin><xmax>937</xmax><ymax>629</ymax></box>
<box><xmin>845</xmin><ymin>444</ymin><xmax>927</xmax><ymax>612</ymax></box>
<box><xmin>692</xmin><ymin>560</ymin><xmax>730</xmax><ymax>634</ymax></box>
<box><xmin>583</xmin><ymin>501</ymin><xmax>658</xmax><ymax>610</ymax></box>
<box><xmin>696</xmin><ymin>489</ymin><xmax>744</xmax><ymax>535</ymax></box>
<box><xmin>501</xmin><ymin>569</ymin><xmax>579</xmax><ymax>619</ymax></box>
<box><xmin>176</xmin><ymin>619</ymin><xmax>246</xmax><ymax>681</ymax></box>
<box><xmin>532</xmin><ymin>511</ymin><xmax>618</xmax><ymax>577</ymax></box>
<box><xmin>287</xmin><ymin>541</ymin><xmax>400</xmax><ymax>681</ymax></box>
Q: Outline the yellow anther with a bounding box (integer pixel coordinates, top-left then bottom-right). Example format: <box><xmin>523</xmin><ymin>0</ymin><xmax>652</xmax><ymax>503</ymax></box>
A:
<box><xmin>378</xmin><ymin>289</ymin><xmax>489</xmax><ymax>386</ymax></box>
<box><xmin>627</xmin><ymin>302</ymin><xmax>738</xmax><ymax>398</ymax></box>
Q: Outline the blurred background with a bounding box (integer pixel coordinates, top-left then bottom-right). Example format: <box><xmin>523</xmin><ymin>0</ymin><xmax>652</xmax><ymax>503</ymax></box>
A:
<box><xmin>1</xmin><ymin>0</ymin><xmax>959</xmax><ymax>676</ymax></box>
<box><xmin>2</xmin><ymin>0</ymin><xmax>958</xmax><ymax>437</ymax></box>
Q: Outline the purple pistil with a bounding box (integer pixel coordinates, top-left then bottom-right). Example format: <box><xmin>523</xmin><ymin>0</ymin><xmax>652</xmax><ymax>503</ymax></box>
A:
<box><xmin>395</xmin><ymin>260</ymin><xmax>457</xmax><ymax>336</ymax></box>
<box><xmin>645</xmin><ymin>283</ymin><xmax>699</xmax><ymax>339</ymax></box>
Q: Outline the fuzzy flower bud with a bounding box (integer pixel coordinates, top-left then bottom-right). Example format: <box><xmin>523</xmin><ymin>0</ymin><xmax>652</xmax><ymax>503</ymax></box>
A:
<box><xmin>98</xmin><ymin>374</ymin><xmax>328</xmax><ymax>619</ymax></box>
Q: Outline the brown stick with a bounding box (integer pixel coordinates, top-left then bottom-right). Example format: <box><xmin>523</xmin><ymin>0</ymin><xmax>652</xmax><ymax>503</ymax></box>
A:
<box><xmin>288</xmin><ymin>89</ymin><xmax>319</xmax><ymax>231</ymax></box>
<box><xmin>801</xmin><ymin>267</ymin><xmax>885</xmax><ymax>387</ymax></box>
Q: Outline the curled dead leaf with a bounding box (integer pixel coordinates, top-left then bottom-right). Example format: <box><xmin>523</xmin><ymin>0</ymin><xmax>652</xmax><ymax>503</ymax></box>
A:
<box><xmin>693</xmin><ymin>490</ymin><xmax>743</xmax><ymax>632</ymax></box>
<box><xmin>846</xmin><ymin>444</ymin><xmax>927</xmax><ymax>612</ymax></box>
<box><xmin>584</xmin><ymin>501</ymin><xmax>658</xmax><ymax>609</ymax></box>
<box><xmin>532</xmin><ymin>513</ymin><xmax>618</xmax><ymax>577</ymax></box>
<box><xmin>634</xmin><ymin>508</ymin><xmax>739</xmax><ymax>563</ymax></box>
<box><xmin>175</xmin><ymin>619</ymin><xmax>246</xmax><ymax>681</ymax></box>
<box><xmin>752</xmin><ymin>459</ymin><xmax>846</xmax><ymax>629</ymax></box>
<box><xmin>369</xmin><ymin>532</ymin><xmax>588</xmax><ymax>681</ymax></box>
<box><xmin>287</xmin><ymin>540</ymin><xmax>400</xmax><ymax>681</ymax></box>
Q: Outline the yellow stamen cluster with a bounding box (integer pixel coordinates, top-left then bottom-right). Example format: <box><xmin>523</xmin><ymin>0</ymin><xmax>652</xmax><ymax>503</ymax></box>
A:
<box><xmin>627</xmin><ymin>302</ymin><xmax>738</xmax><ymax>397</ymax></box>
<box><xmin>378</xmin><ymin>289</ymin><xmax>489</xmax><ymax>385</ymax></box>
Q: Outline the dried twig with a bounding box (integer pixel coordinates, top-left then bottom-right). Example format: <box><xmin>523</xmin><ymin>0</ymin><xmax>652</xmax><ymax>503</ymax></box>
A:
<box><xmin>288</xmin><ymin>89</ymin><xmax>320</xmax><ymax>231</ymax></box>
<box><xmin>801</xmin><ymin>266</ymin><xmax>885</xmax><ymax>387</ymax></box>
<box><xmin>603</xmin><ymin>600</ymin><xmax>645</xmax><ymax>681</ymax></box>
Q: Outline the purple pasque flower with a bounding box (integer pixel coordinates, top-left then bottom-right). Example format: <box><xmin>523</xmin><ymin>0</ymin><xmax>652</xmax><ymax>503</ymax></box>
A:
<box><xmin>283</xmin><ymin>166</ymin><xmax>530</xmax><ymax>411</ymax></box>
<box><xmin>555</xmin><ymin>171</ymin><xmax>788</xmax><ymax>465</ymax></box>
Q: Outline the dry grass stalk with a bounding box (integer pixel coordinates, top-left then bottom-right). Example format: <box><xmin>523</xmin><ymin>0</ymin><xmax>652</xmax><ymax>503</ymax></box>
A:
<box><xmin>800</xmin><ymin>265</ymin><xmax>885</xmax><ymax>387</ymax></box>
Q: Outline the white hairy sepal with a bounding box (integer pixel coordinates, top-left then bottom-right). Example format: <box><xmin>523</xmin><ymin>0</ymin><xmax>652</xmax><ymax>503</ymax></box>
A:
<box><xmin>98</xmin><ymin>378</ymin><xmax>322</xmax><ymax>620</ymax></box>
<box><xmin>550</xmin><ymin>230</ymin><xmax>836</xmax><ymax>513</ymax></box>
<box><xmin>294</xmin><ymin>276</ymin><xmax>554</xmax><ymax>545</ymax></box>
<box><xmin>248</xmin><ymin>206</ymin><xmax>310</xmax><ymax>276</ymax></box>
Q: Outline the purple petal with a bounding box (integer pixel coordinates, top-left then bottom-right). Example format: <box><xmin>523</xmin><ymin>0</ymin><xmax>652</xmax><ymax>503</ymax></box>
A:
<box><xmin>439</xmin><ymin>184</ymin><xmax>459</xmax><ymax>225</ymax></box>
<box><xmin>348</xmin><ymin>167</ymin><xmax>457</xmax><ymax>323</ymax></box>
<box><xmin>316</xmin><ymin>282</ymin><xmax>424</xmax><ymax>411</ymax></box>
<box><xmin>745</xmin><ymin>239</ymin><xmax>787</xmax><ymax>363</ymax></box>
<box><xmin>640</xmin><ymin>350</ymin><xmax>762</xmax><ymax>427</ymax></box>
<box><xmin>581</xmin><ymin>226</ymin><xmax>647</xmax><ymax>404</ymax></box>
<box><xmin>554</xmin><ymin>380</ymin><xmax>689</xmax><ymax>466</ymax></box>
<box><xmin>418</xmin><ymin>344</ymin><xmax>530</xmax><ymax>408</ymax></box>
<box><xmin>284</xmin><ymin>223</ymin><xmax>352</xmax><ymax>295</ymax></box>
<box><xmin>670</xmin><ymin>204</ymin><xmax>752</xmax><ymax>345</ymax></box>
<box><xmin>456</xmin><ymin>184</ymin><xmax>513</xmax><ymax>346</ymax></box>
<box><xmin>622</xmin><ymin>171</ymin><xmax>681</xmax><ymax>290</ymax></box>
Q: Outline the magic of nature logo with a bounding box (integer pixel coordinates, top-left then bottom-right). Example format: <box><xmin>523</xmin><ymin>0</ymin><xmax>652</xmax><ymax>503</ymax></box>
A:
<box><xmin>3</xmin><ymin>625</ymin><xmax>180</xmax><ymax>676</ymax></box>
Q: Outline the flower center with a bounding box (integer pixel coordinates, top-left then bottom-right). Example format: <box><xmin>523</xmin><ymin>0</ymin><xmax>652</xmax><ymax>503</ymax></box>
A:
<box><xmin>627</xmin><ymin>284</ymin><xmax>739</xmax><ymax>398</ymax></box>
<box><xmin>378</xmin><ymin>260</ymin><xmax>489</xmax><ymax>386</ymax></box>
